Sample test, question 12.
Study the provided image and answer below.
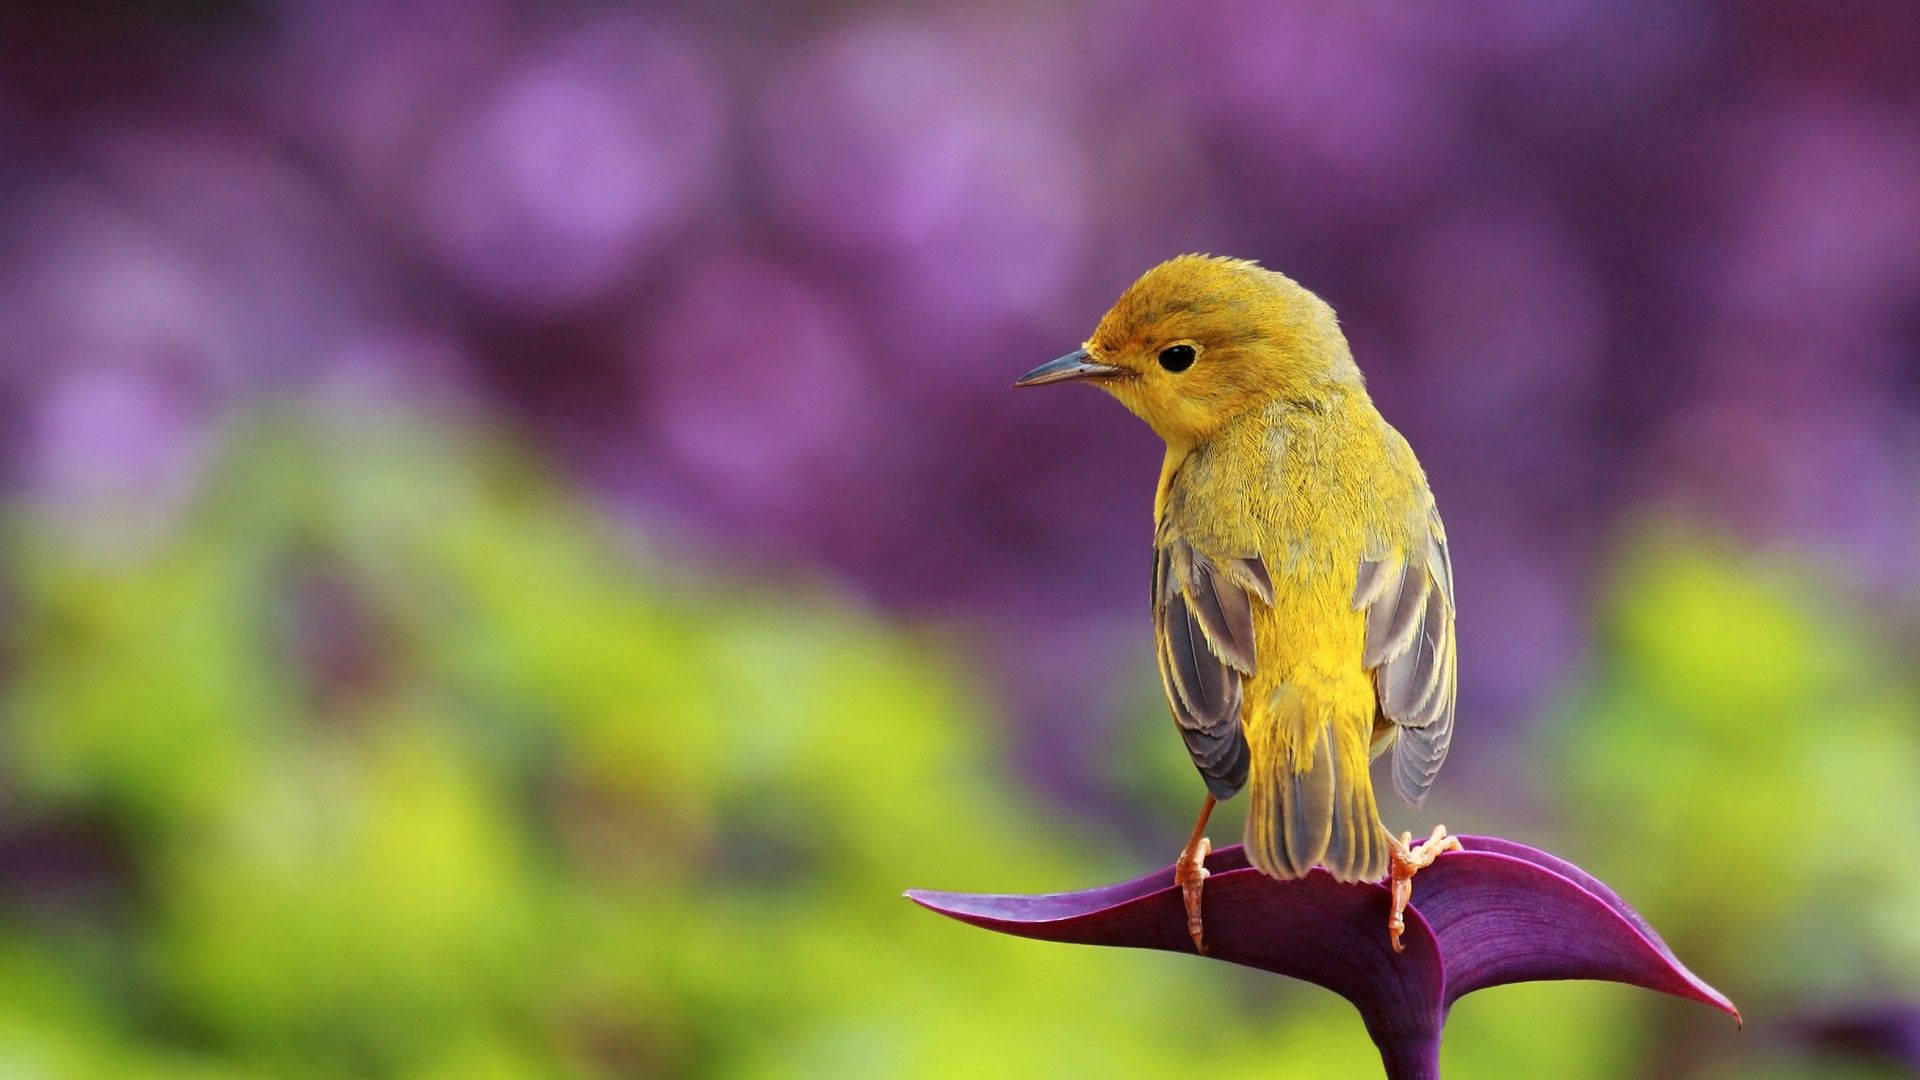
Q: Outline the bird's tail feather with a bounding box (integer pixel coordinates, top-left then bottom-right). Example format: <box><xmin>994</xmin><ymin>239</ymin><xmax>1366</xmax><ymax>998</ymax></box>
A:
<box><xmin>1244</xmin><ymin>688</ymin><xmax>1389</xmax><ymax>882</ymax></box>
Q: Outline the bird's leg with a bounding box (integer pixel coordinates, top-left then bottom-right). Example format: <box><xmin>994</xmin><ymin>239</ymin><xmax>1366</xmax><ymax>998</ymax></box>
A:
<box><xmin>1174</xmin><ymin>794</ymin><xmax>1217</xmax><ymax>954</ymax></box>
<box><xmin>1387</xmin><ymin>824</ymin><xmax>1462</xmax><ymax>953</ymax></box>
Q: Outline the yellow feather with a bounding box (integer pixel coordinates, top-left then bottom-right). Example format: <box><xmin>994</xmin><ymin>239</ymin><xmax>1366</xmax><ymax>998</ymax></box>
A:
<box><xmin>1056</xmin><ymin>255</ymin><xmax>1453</xmax><ymax>883</ymax></box>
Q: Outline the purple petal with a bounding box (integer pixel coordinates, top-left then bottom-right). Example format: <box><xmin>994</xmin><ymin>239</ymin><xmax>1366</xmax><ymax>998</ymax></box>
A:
<box><xmin>1456</xmin><ymin>835</ymin><xmax>1672</xmax><ymax>951</ymax></box>
<box><xmin>910</xmin><ymin>837</ymin><xmax>1740</xmax><ymax>1077</ymax></box>
<box><xmin>911</xmin><ymin>850</ymin><xmax>1447</xmax><ymax>1074</ymax></box>
<box><xmin>1415</xmin><ymin>839</ymin><xmax>1739</xmax><ymax>1023</ymax></box>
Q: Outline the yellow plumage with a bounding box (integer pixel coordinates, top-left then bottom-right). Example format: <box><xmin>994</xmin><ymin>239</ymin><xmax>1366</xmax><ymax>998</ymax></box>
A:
<box><xmin>1020</xmin><ymin>254</ymin><xmax>1456</xmax><ymax>885</ymax></box>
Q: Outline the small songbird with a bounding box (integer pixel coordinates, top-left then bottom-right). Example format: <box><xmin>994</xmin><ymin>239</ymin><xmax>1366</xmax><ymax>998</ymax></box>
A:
<box><xmin>1015</xmin><ymin>255</ymin><xmax>1459</xmax><ymax>953</ymax></box>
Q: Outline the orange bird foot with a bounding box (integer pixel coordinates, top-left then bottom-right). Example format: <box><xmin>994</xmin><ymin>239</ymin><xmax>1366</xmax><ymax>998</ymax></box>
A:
<box><xmin>1388</xmin><ymin>824</ymin><xmax>1463</xmax><ymax>953</ymax></box>
<box><xmin>1175</xmin><ymin>835</ymin><xmax>1212</xmax><ymax>954</ymax></box>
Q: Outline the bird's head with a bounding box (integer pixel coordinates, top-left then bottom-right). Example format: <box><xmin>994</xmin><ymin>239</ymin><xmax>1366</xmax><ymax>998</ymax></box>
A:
<box><xmin>1016</xmin><ymin>254</ymin><xmax>1361</xmax><ymax>446</ymax></box>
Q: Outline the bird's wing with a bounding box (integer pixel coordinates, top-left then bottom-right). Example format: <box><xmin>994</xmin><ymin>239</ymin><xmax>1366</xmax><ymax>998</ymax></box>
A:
<box><xmin>1354</xmin><ymin>504</ymin><xmax>1456</xmax><ymax>807</ymax></box>
<box><xmin>1153</xmin><ymin>531</ymin><xmax>1271</xmax><ymax>798</ymax></box>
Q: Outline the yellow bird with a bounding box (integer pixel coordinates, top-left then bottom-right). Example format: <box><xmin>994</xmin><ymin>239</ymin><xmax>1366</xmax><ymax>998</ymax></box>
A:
<box><xmin>1015</xmin><ymin>254</ymin><xmax>1459</xmax><ymax>953</ymax></box>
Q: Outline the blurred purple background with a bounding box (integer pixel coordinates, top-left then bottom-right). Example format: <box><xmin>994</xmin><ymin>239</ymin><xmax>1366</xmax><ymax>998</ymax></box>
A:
<box><xmin>2</xmin><ymin>0</ymin><xmax>1916</xmax><ymax>804</ymax></box>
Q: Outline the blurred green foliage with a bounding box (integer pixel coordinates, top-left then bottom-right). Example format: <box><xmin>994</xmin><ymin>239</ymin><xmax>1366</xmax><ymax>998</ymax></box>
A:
<box><xmin>0</xmin><ymin>411</ymin><xmax>1913</xmax><ymax>1078</ymax></box>
<box><xmin>1548</xmin><ymin>528</ymin><xmax>1920</xmax><ymax>1074</ymax></box>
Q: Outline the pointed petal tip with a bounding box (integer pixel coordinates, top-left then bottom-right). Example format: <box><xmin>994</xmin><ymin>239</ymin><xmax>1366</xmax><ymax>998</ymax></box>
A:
<box><xmin>1684</xmin><ymin>976</ymin><xmax>1741</xmax><ymax>1028</ymax></box>
<box><xmin>904</xmin><ymin>887</ymin><xmax>1069</xmax><ymax>920</ymax></box>
<box><xmin>1697</xmin><ymin>980</ymin><xmax>1742</xmax><ymax>1028</ymax></box>
<box><xmin>904</xmin><ymin>864</ymin><xmax>1182</xmax><ymax>929</ymax></box>
<box><xmin>901</xmin><ymin>887</ymin><xmax>1026</xmax><ymax>921</ymax></box>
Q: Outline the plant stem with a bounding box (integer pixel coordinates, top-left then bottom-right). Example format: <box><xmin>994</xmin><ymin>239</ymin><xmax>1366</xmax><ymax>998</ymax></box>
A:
<box><xmin>1377</xmin><ymin>1033</ymin><xmax>1442</xmax><ymax>1080</ymax></box>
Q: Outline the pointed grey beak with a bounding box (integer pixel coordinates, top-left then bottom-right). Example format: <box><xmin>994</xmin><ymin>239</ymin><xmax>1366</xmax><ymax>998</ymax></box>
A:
<box><xmin>1012</xmin><ymin>349</ymin><xmax>1124</xmax><ymax>388</ymax></box>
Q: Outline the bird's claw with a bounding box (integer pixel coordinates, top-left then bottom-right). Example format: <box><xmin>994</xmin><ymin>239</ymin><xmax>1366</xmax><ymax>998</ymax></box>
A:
<box><xmin>1387</xmin><ymin>824</ymin><xmax>1461</xmax><ymax>953</ymax></box>
<box><xmin>1175</xmin><ymin>836</ymin><xmax>1211</xmax><ymax>954</ymax></box>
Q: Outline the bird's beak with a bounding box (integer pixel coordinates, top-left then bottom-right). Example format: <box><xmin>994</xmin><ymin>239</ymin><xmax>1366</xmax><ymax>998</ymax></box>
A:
<box><xmin>1012</xmin><ymin>348</ymin><xmax>1124</xmax><ymax>388</ymax></box>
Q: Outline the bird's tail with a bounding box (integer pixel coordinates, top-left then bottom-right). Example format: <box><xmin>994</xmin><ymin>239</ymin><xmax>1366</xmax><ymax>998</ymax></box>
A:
<box><xmin>1244</xmin><ymin>686</ymin><xmax>1390</xmax><ymax>882</ymax></box>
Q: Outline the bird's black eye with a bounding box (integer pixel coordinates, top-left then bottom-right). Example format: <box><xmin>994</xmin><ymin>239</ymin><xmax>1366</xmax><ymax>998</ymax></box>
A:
<box><xmin>1158</xmin><ymin>344</ymin><xmax>1197</xmax><ymax>373</ymax></box>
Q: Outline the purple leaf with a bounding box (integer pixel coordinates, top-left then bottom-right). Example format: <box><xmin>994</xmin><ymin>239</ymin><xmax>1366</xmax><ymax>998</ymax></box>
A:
<box><xmin>908</xmin><ymin>837</ymin><xmax>1737</xmax><ymax>1079</ymax></box>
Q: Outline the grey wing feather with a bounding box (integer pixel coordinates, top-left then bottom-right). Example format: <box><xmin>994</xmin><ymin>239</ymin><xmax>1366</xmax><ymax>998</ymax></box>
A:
<box><xmin>1186</xmin><ymin>558</ymin><xmax>1257</xmax><ymax>674</ymax></box>
<box><xmin>1155</xmin><ymin>535</ymin><xmax>1264</xmax><ymax>798</ymax></box>
<box><xmin>1356</xmin><ymin>506</ymin><xmax>1457</xmax><ymax>808</ymax></box>
<box><xmin>1238</xmin><ymin>557</ymin><xmax>1275</xmax><ymax>605</ymax></box>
